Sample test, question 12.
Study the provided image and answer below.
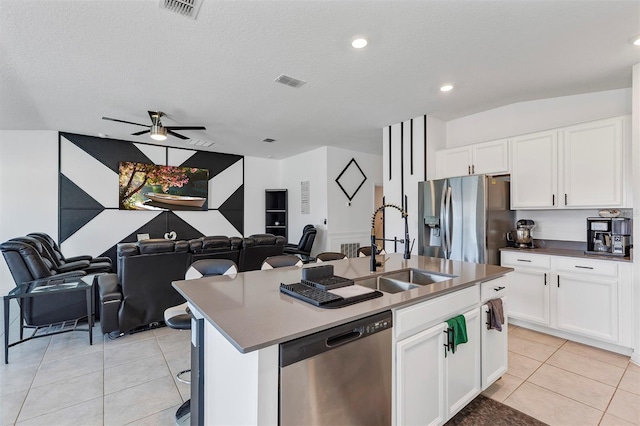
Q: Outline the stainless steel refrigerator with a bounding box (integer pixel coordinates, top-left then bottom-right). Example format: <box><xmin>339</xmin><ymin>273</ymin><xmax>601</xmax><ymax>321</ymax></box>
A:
<box><xmin>418</xmin><ymin>175</ymin><xmax>514</xmax><ymax>265</ymax></box>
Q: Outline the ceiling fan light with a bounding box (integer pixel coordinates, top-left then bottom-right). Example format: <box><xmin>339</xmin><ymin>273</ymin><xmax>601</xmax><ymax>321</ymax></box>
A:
<box><xmin>150</xmin><ymin>125</ymin><xmax>167</xmax><ymax>141</ymax></box>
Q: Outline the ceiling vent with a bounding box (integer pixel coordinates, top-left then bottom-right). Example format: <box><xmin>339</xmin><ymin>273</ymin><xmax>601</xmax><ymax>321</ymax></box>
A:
<box><xmin>160</xmin><ymin>0</ymin><xmax>203</xmax><ymax>19</ymax></box>
<box><xmin>274</xmin><ymin>74</ymin><xmax>307</xmax><ymax>88</ymax></box>
<box><xmin>186</xmin><ymin>139</ymin><xmax>214</xmax><ymax>147</ymax></box>
<box><xmin>263</xmin><ymin>138</ymin><xmax>277</xmax><ymax>143</ymax></box>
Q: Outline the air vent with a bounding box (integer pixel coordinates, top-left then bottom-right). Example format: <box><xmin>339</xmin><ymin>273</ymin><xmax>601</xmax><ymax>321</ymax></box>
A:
<box><xmin>159</xmin><ymin>0</ymin><xmax>203</xmax><ymax>19</ymax></box>
<box><xmin>274</xmin><ymin>74</ymin><xmax>307</xmax><ymax>88</ymax></box>
<box><xmin>262</xmin><ymin>138</ymin><xmax>277</xmax><ymax>143</ymax></box>
<box><xmin>186</xmin><ymin>139</ymin><xmax>214</xmax><ymax>147</ymax></box>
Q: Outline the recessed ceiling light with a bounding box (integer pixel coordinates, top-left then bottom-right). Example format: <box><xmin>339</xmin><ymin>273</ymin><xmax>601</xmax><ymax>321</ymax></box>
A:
<box><xmin>631</xmin><ymin>35</ymin><xmax>640</xmax><ymax>46</ymax></box>
<box><xmin>351</xmin><ymin>38</ymin><xmax>368</xmax><ymax>49</ymax></box>
<box><xmin>440</xmin><ymin>84</ymin><xmax>454</xmax><ymax>92</ymax></box>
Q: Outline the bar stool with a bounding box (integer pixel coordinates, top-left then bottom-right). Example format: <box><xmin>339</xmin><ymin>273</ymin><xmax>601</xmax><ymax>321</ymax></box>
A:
<box><xmin>164</xmin><ymin>259</ymin><xmax>238</xmax><ymax>426</ymax></box>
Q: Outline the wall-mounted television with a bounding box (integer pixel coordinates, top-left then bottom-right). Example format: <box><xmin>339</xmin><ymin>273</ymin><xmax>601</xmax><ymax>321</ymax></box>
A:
<box><xmin>118</xmin><ymin>162</ymin><xmax>209</xmax><ymax>211</ymax></box>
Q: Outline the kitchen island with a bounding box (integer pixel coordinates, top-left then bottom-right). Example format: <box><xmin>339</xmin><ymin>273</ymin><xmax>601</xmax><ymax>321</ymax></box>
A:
<box><xmin>173</xmin><ymin>254</ymin><xmax>512</xmax><ymax>425</ymax></box>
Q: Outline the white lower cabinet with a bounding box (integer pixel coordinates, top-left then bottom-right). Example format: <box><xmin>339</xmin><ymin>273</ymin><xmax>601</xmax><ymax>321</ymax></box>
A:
<box><xmin>481</xmin><ymin>297</ymin><xmax>508</xmax><ymax>390</ymax></box>
<box><xmin>396</xmin><ymin>322</ymin><xmax>447</xmax><ymax>426</ymax></box>
<box><xmin>445</xmin><ymin>308</ymin><xmax>481</xmax><ymax>418</ymax></box>
<box><xmin>501</xmin><ymin>251</ymin><xmax>631</xmax><ymax>347</ymax></box>
<box><xmin>508</xmin><ymin>268</ymin><xmax>550</xmax><ymax>325</ymax></box>
<box><xmin>395</xmin><ymin>308</ymin><xmax>481</xmax><ymax>426</ymax></box>
<box><xmin>393</xmin><ymin>280</ymin><xmax>507</xmax><ymax>426</ymax></box>
<box><xmin>555</xmin><ymin>271</ymin><xmax>618</xmax><ymax>343</ymax></box>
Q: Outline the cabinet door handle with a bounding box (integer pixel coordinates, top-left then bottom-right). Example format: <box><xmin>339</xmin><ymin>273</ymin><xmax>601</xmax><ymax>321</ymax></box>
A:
<box><xmin>516</xmin><ymin>259</ymin><xmax>532</xmax><ymax>262</ymax></box>
<box><xmin>557</xmin><ymin>275</ymin><xmax>560</xmax><ymax>288</ymax></box>
<box><xmin>575</xmin><ymin>265</ymin><xmax>594</xmax><ymax>270</ymax></box>
<box><xmin>494</xmin><ymin>286</ymin><xmax>505</xmax><ymax>291</ymax></box>
<box><xmin>552</xmin><ymin>194</ymin><xmax>555</xmax><ymax>206</ymax></box>
<box><xmin>468</xmin><ymin>165</ymin><xmax>471</xmax><ymax>175</ymax></box>
<box><xmin>565</xmin><ymin>193</ymin><xmax>568</xmax><ymax>206</ymax></box>
<box><xmin>472</xmin><ymin>164</ymin><xmax>475</xmax><ymax>174</ymax></box>
<box><xmin>544</xmin><ymin>273</ymin><xmax>547</xmax><ymax>286</ymax></box>
<box><xmin>443</xmin><ymin>328</ymin><xmax>452</xmax><ymax>357</ymax></box>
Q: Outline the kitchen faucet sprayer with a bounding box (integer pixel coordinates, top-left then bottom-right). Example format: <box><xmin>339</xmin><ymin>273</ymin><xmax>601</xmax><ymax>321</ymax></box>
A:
<box><xmin>370</xmin><ymin>203</ymin><xmax>411</xmax><ymax>272</ymax></box>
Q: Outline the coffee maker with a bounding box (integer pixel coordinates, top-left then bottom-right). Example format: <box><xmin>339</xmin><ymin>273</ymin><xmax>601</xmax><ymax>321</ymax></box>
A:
<box><xmin>585</xmin><ymin>217</ymin><xmax>632</xmax><ymax>256</ymax></box>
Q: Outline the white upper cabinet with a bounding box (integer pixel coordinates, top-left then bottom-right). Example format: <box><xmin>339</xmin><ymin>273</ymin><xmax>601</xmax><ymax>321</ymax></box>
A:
<box><xmin>510</xmin><ymin>116</ymin><xmax>628</xmax><ymax>210</ymax></box>
<box><xmin>435</xmin><ymin>139</ymin><xmax>509</xmax><ymax>179</ymax></box>
<box><xmin>510</xmin><ymin>131</ymin><xmax>558</xmax><ymax>209</ymax></box>
<box><xmin>562</xmin><ymin>117</ymin><xmax>624</xmax><ymax>207</ymax></box>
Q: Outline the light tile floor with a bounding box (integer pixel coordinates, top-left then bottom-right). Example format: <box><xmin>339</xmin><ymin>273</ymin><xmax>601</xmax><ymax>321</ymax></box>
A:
<box><xmin>1</xmin><ymin>313</ymin><xmax>638</xmax><ymax>425</ymax></box>
<box><xmin>483</xmin><ymin>325</ymin><xmax>640</xmax><ymax>426</ymax></box>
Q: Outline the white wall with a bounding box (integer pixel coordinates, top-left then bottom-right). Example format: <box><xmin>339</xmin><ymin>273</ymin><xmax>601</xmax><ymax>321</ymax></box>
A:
<box><xmin>243</xmin><ymin>156</ymin><xmax>281</xmax><ymax>236</ymax></box>
<box><xmin>446</xmin><ymin>88</ymin><xmax>632</xmax><ymax>148</ymax></box>
<box><xmin>0</xmin><ymin>130</ymin><xmax>59</xmax><ymax>296</ymax></box>
<box><xmin>631</xmin><ymin>63</ymin><xmax>640</xmax><ymax>365</ymax></box>
<box><xmin>279</xmin><ymin>147</ymin><xmax>328</xmax><ymax>255</ymax></box>
<box><xmin>326</xmin><ymin>147</ymin><xmax>382</xmax><ymax>252</ymax></box>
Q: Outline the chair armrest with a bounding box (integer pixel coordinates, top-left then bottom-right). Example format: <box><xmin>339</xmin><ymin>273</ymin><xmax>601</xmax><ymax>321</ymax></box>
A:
<box><xmin>32</xmin><ymin>271</ymin><xmax>87</xmax><ymax>287</ymax></box>
<box><xmin>90</xmin><ymin>256</ymin><xmax>112</xmax><ymax>265</ymax></box>
<box><xmin>57</xmin><ymin>260</ymin><xmax>91</xmax><ymax>273</ymax></box>
<box><xmin>65</xmin><ymin>255</ymin><xmax>93</xmax><ymax>262</ymax></box>
<box><xmin>96</xmin><ymin>273</ymin><xmax>122</xmax><ymax>302</ymax></box>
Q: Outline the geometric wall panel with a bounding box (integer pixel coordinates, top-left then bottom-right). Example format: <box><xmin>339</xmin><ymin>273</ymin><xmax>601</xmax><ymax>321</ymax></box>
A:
<box><xmin>60</xmin><ymin>209</ymin><xmax>161</xmax><ymax>260</ymax></box>
<box><xmin>58</xmin><ymin>132</ymin><xmax>244</xmax><ymax>256</ymax></box>
<box><xmin>60</xmin><ymin>132</ymin><xmax>153</xmax><ymax>173</ymax></box>
<box><xmin>209</xmin><ymin>158</ymin><xmax>243</xmax><ymax>209</ymax></box>
<box><xmin>60</xmin><ymin>137</ymin><xmax>119</xmax><ymax>208</ymax></box>
<box><xmin>134</xmin><ymin>143</ymin><xmax>168</xmax><ymax>166</ymax></box>
<box><xmin>167</xmin><ymin>147</ymin><xmax>197</xmax><ymax>167</ymax></box>
<box><xmin>60</xmin><ymin>208</ymin><xmax>104</xmax><ymax>242</ymax></box>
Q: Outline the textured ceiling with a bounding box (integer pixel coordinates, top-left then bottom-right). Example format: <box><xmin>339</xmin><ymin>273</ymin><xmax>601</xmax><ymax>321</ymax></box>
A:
<box><xmin>1</xmin><ymin>0</ymin><xmax>639</xmax><ymax>159</ymax></box>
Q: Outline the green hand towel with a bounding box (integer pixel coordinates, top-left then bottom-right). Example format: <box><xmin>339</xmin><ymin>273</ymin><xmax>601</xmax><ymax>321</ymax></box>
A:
<box><xmin>446</xmin><ymin>314</ymin><xmax>468</xmax><ymax>354</ymax></box>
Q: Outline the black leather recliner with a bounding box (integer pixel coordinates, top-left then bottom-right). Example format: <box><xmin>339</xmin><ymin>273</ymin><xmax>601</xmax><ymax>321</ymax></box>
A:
<box><xmin>283</xmin><ymin>225</ymin><xmax>317</xmax><ymax>261</ymax></box>
<box><xmin>0</xmin><ymin>240</ymin><xmax>88</xmax><ymax>325</ymax></box>
<box><xmin>96</xmin><ymin>239</ymin><xmax>190</xmax><ymax>334</ymax></box>
<box><xmin>238</xmin><ymin>234</ymin><xmax>286</xmax><ymax>272</ymax></box>
<box><xmin>27</xmin><ymin>232</ymin><xmax>112</xmax><ymax>273</ymax></box>
<box><xmin>188</xmin><ymin>235</ymin><xmax>243</xmax><ymax>265</ymax></box>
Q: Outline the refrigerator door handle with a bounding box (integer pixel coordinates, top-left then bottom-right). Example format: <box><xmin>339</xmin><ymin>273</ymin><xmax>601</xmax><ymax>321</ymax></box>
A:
<box><xmin>445</xmin><ymin>186</ymin><xmax>452</xmax><ymax>259</ymax></box>
<box><xmin>440</xmin><ymin>183</ymin><xmax>448</xmax><ymax>258</ymax></box>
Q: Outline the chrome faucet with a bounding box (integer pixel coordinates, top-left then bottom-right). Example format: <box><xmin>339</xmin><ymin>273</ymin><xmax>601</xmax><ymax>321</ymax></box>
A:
<box><xmin>370</xmin><ymin>203</ymin><xmax>411</xmax><ymax>271</ymax></box>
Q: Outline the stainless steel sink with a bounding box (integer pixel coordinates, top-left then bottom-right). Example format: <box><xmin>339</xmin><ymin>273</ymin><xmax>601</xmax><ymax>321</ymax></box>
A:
<box><xmin>382</xmin><ymin>268</ymin><xmax>456</xmax><ymax>285</ymax></box>
<box><xmin>354</xmin><ymin>269</ymin><xmax>457</xmax><ymax>294</ymax></box>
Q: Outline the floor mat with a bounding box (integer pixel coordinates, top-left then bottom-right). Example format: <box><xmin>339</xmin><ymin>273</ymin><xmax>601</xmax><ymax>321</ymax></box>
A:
<box><xmin>445</xmin><ymin>395</ymin><xmax>548</xmax><ymax>426</ymax></box>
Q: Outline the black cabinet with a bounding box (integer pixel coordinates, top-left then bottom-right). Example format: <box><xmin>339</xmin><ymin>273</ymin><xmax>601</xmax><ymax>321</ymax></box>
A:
<box><xmin>265</xmin><ymin>189</ymin><xmax>287</xmax><ymax>239</ymax></box>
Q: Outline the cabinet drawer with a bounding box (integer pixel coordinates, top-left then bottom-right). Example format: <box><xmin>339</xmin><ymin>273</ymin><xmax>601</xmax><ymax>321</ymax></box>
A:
<box><xmin>480</xmin><ymin>276</ymin><xmax>508</xmax><ymax>302</ymax></box>
<box><xmin>394</xmin><ymin>285</ymin><xmax>480</xmax><ymax>341</ymax></box>
<box><xmin>555</xmin><ymin>257</ymin><xmax>618</xmax><ymax>278</ymax></box>
<box><xmin>501</xmin><ymin>251</ymin><xmax>550</xmax><ymax>269</ymax></box>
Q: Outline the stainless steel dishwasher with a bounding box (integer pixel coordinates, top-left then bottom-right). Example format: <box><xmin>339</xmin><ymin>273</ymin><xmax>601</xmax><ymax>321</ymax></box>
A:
<box><xmin>279</xmin><ymin>311</ymin><xmax>392</xmax><ymax>425</ymax></box>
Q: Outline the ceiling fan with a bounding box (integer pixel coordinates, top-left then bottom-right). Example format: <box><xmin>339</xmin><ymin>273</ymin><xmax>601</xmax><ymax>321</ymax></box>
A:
<box><xmin>102</xmin><ymin>111</ymin><xmax>206</xmax><ymax>141</ymax></box>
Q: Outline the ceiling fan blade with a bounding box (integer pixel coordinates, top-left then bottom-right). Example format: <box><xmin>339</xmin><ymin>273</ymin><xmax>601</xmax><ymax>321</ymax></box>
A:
<box><xmin>102</xmin><ymin>117</ymin><xmax>149</xmax><ymax>127</ymax></box>
<box><xmin>131</xmin><ymin>129</ymin><xmax>151</xmax><ymax>136</ymax></box>
<box><xmin>167</xmin><ymin>129</ymin><xmax>189</xmax><ymax>140</ymax></box>
<box><xmin>164</xmin><ymin>126</ymin><xmax>207</xmax><ymax>130</ymax></box>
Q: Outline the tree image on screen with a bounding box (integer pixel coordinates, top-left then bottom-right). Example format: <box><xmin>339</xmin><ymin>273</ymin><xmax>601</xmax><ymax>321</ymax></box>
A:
<box><xmin>118</xmin><ymin>162</ymin><xmax>208</xmax><ymax>211</ymax></box>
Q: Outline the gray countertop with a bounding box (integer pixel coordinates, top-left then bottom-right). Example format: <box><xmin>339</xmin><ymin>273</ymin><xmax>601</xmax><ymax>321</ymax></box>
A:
<box><xmin>172</xmin><ymin>254</ymin><xmax>512</xmax><ymax>354</ymax></box>
<box><xmin>500</xmin><ymin>246</ymin><xmax>632</xmax><ymax>262</ymax></box>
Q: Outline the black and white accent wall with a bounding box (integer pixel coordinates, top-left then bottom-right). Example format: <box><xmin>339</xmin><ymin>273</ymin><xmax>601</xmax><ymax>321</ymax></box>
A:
<box><xmin>59</xmin><ymin>133</ymin><xmax>244</xmax><ymax>264</ymax></box>
<box><xmin>382</xmin><ymin>115</ymin><xmax>445</xmax><ymax>254</ymax></box>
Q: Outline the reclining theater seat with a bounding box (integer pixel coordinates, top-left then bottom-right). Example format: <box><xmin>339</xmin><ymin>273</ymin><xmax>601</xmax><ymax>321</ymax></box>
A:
<box><xmin>11</xmin><ymin>236</ymin><xmax>110</xmax><ymax>275</ymax></box>
<box><xmin>27</xmin><ymin>232</ymin><xmax>113</xmax><ymax>273</ymax></box>
<box><xmin>239</xmin><ymin>234</ymin><xmax>286</xmax><ymax>272</ymax></box>
<box><xmin>188</xmin><ymin>236</ymin><xmax>243</xmax><ymax>265</ymax></box>
<box><xmin>98</xmin><ymin>239</ymin><xmax>190</xmax><ymax>334</ymax></box>
<box><xmin>0</xmin><ymin>240</ymin><xmax>87</xmax><ymax>325</ymax></box>
<box><xmin>283</xmin><ymin>225</ymin><xmax>317</xmax><ymax>261</ymax></box>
